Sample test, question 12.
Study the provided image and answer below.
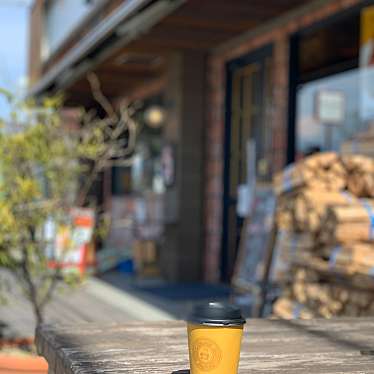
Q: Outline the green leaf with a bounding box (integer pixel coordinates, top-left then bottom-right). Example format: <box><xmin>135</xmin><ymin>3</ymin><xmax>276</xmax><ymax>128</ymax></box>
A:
<box><xmin>0</xmin><ymin>88</ymin><xmax>13</xmax><ymax>103</ymax></box>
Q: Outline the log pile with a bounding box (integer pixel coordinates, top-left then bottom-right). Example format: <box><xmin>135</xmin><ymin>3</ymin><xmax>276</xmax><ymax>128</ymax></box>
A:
<box><xmin>321</xmin><ymin>202</ymin><xmax>374</xmax><ymax>243</ymax></box>
<box><xmin>271</xmin><ymin>152</ymin><xmax>374</xmax><ymax>319</ymax></box>
<box><xmin>274</xmin><ymin>153</ymin><xmax>374</xmax><ymax>198</ymax></box>
<box><xmin>274</xmin><ymin>267</ymin><xmax>374</xmax><ymax>319</ymax></box>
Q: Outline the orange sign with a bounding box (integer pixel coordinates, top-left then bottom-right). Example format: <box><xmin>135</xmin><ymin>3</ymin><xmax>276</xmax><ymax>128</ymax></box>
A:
<box><xmin>361</xmin><ymin>6</ymin><xmax>374</xmax><ymax>47</ymax></box>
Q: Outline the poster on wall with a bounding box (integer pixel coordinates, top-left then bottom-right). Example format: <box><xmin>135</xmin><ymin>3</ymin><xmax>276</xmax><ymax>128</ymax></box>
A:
<box><xmin>360</xmin><ymin>5</ymin><xmax>374</xmax><ymax>122</ymax></box>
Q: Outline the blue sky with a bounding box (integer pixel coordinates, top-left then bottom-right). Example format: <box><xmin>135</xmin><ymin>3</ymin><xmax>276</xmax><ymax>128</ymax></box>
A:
<box><xmin>0</xmin><ymin>0</ymin><xmax>31</xmax><ymax>117</ymax></box>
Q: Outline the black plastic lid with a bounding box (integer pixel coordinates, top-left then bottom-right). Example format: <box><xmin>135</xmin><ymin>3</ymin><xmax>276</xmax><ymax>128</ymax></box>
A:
<box><xmin>187</xmin><ymin>302</ymin><xmax>246</xmax><ymax>326</ymax></box>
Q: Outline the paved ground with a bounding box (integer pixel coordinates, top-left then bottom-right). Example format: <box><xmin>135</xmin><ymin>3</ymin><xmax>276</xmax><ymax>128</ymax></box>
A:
<box><xmin>99</xmin><ymin>270</ymin><xmax>232</xmax><ymax>319</ymax></box>
<box><xmin>0</xmin><ymin>271</ymin><xmax>173</xmax><ymax>338</ymax></box>
<box><xmin>0</xmin><ymin>270</ymin><xmax>232</xmax><ymax>338</ymax></box>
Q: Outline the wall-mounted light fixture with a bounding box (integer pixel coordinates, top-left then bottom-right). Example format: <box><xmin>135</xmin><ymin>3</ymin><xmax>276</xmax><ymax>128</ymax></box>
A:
<box><xmin>144</xmin><ymin>105</ymin><xmax>166</xmax><ymax>129</ymax></box>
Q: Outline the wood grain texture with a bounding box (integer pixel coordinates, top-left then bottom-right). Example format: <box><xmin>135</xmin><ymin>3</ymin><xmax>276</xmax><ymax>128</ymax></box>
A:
<box><xmin>36</xmin><ymin>318</ymin><xmax>374</xmax><ymax>373</ymax></box>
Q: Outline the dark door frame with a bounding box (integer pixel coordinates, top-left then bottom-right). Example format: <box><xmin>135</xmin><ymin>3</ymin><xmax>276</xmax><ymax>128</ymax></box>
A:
<box><xmin>221</xmin><ymin>44</ymin><xmax>273</xmax><ymax>283</ymax></box>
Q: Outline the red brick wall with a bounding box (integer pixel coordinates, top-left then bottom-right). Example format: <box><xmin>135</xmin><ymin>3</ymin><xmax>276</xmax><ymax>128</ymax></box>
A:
<box><xmin>203</xmin><ymin>0</ymin><xmax>363</xmax><ymax>282</ymax></box>
<box><xmin>204</xmin><ymin>55</ymin><xmax>226</xmax><ymax>282</ymax></box>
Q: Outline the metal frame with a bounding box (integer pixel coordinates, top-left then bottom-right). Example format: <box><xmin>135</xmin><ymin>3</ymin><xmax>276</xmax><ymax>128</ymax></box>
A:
<box><xmin>287</xmin><ymin>33</ymin><xmax>299</xmax><ymax>164</ymax></box>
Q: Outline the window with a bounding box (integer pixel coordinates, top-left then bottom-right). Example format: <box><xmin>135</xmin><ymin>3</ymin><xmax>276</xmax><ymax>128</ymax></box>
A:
<box><xmin>42</xmin><ymin>0</ymin><xmax>104</xmax><ymax>60</ymax></box>
<box><xmin>295</xmin><ymin>9</ymin><xmax>374</xmax><ymax>159</ymax></box>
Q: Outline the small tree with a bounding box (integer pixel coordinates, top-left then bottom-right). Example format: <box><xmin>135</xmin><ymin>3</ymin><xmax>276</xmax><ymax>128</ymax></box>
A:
<box><xmin>0</xmin><ymin>76</ymin><xmax>138</xmax><ymax>325</ymax></box>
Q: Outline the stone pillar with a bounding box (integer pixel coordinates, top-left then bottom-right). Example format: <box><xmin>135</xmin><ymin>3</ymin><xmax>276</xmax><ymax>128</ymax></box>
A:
<box><xmin>161</xmin><ymin>51</ymin><xmax>206</xmax><ymax>282</ymax></box>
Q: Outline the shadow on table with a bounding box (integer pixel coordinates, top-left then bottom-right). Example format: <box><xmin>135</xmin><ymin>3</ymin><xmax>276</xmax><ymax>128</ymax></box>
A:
<box><xmin>171</xmin><ymin>370</ymin><xmax>190</xmax><ymax>374</ymax></box>
<box><xmin>275</xmin><ymin>318</ymin><xmax>374</xmax><ymax>353</ymax></box>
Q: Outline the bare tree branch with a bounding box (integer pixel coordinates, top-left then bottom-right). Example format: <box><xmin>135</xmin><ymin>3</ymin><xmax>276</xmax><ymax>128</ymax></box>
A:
<box><xmin>87</xmin><ymin>72</ymin><xmax>117</xmax><ymax>120</ymax></box>
<box><xmin>38</xmin><ymin>268</ymin><xmax>61</xmax><ymax>312</ymax></box>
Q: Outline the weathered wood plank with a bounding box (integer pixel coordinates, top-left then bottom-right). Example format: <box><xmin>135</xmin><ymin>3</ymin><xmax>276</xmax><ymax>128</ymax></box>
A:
<box><xmin>36</xmin><ymin>318</ymin><xmax>374</xmax><ymax>374</ymax></box>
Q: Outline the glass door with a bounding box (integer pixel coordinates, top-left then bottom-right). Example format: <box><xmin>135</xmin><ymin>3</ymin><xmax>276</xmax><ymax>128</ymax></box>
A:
<box><xmin>222</xmin><ymin>46</ymin><xmax>273</xmax><ymax>281</ymax></box>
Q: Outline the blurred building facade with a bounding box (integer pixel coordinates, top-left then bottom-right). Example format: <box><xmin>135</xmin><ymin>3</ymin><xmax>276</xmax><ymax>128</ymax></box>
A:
<box><xmin>28</xmin><ymin>0</ymin><xmax>374</xmax><ymax>283</ymax></box>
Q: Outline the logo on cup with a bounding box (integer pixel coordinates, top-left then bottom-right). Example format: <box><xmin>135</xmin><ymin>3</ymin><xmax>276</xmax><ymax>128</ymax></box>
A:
<box><xmin>192</xmin><ymin>338</ymin><xmax>222</xmax><ymax>371</ymax></box>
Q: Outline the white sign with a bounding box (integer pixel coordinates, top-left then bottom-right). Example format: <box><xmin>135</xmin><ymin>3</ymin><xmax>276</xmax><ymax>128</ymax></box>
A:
<box><xmin>161</xmin><ymin>144</ymin><xmax>175</xmax><ymax>187</ymax></box>
<box><xmin>316</xmin><ymin>91</ymin><xmax>345</xmax><ymax>124</ymax></box>
<box><xmin>237</xmin><ymin>184</ymin><xmax>250</xmax><ymax>218</ymax></box>
<box><xmin>236</xmin><ymin>140</ymin><xmax>256</xmax><ymax>218</ymax></box>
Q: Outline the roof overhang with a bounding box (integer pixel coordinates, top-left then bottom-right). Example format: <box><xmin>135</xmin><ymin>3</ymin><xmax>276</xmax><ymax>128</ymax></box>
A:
<box><xmin>30</xmin><ymin>0</ymin><xmax>323</xmax><ymax>105</ymax></box>
<box><xmin>29</xmin><ymin>0</ymin><xmax>185</xmax><ymax>98</ymax></box>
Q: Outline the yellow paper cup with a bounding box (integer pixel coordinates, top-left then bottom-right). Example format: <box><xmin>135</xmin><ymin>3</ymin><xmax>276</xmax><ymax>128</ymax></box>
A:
<box><xmin>187</xmin><ymin>302</ymin><xmax>245</xmax><ymax>374</ymax></box>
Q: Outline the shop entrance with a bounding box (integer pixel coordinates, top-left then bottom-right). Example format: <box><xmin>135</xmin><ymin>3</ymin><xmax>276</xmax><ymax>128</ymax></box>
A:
<box><xmin>222</xmin><ymin>46</ymin><xmax>273</xmax><ymax>282</ymax></box>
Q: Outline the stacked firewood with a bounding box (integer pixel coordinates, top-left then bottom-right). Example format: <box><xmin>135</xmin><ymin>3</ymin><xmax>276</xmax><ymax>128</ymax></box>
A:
<box><xmin>272</xmin><ymin>152</ymin><xmax>374</xmax><ymax>319</ymax></box>
<box><xmin>274</xmin><ymin>152</ymin><xmax>374</xmax><ymax>198</ymax></box>
<box><xmin>274</xmin><ymin>268</ymin><xmax>374</xmax><ymax>319</ymax></box>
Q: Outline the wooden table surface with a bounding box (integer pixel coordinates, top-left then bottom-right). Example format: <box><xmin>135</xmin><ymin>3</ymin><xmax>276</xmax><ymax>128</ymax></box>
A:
<box><xmin>36</xmin><ymin>318</ymin><xmax>374</xmax><ymax>373</ymax></box>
